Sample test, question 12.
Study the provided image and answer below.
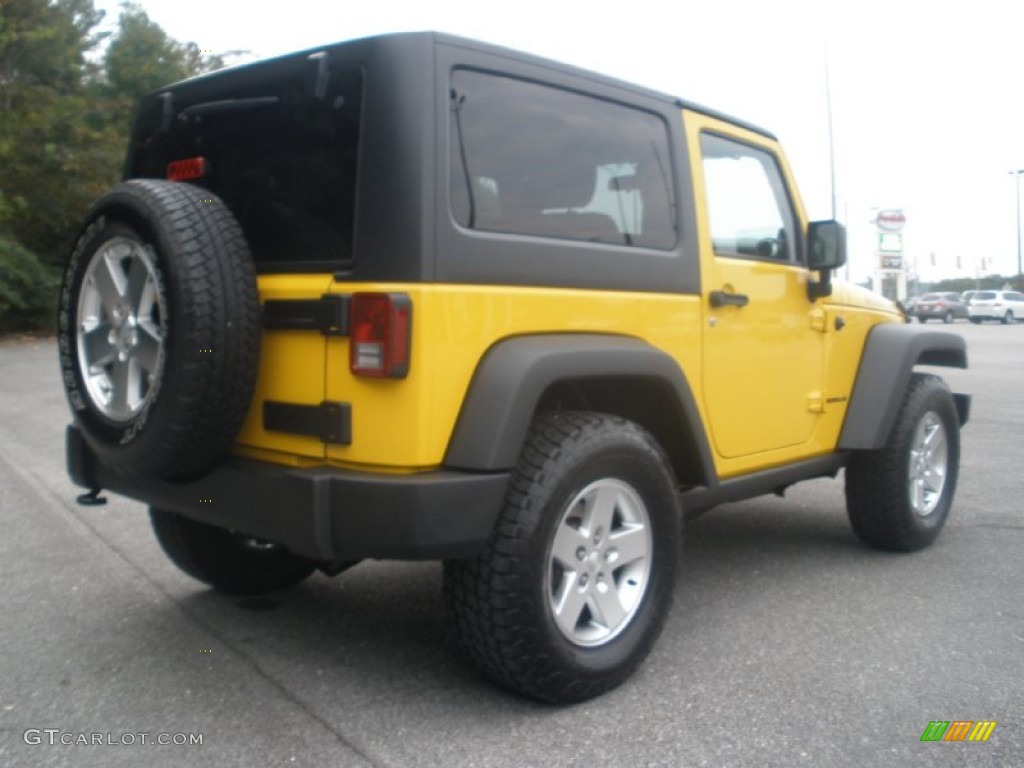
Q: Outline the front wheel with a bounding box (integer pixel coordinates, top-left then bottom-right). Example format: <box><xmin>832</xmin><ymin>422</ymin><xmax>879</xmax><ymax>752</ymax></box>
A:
<box><xmin>845</xmin><ymin>374</ymin><xmax>960</xmax><ymax>552</ymax></box>
<box><xmin>444</xmin><ymin>412</ymin><xmax>681</xmax><ymax>704</ymax></box>
<box><xmin>151</xmin><ymin>509</ymin><xmax>317</xmax><ymax>595</ymax></box>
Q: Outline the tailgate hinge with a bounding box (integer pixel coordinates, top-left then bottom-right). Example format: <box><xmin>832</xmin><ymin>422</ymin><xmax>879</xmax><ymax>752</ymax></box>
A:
<box><xmin>263</xmin><ymin>400</ymin><xmax>352</xmax><ymax>444</ymax></box>
<box><xmin>263</xmin><ymin>294</ymin><xmax>349</xmax><ymax>336</ymax></box>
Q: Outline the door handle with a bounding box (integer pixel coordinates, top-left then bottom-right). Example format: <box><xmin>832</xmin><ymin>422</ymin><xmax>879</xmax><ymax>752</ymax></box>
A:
<box><xmin>709</xmin><ymin>290</ymin><xmax>750</xmax><ymax>308</ymax></box>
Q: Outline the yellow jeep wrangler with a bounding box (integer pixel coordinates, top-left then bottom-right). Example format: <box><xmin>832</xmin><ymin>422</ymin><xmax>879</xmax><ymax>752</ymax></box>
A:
<box><xmin>59</xmin><ymin>32</ymin><xmax>969</xmax><ymax>703</ymax></box>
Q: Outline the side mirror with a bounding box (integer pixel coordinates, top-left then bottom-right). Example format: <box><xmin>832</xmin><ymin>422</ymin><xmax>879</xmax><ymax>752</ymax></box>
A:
<box><xmin>808</xmin><ymin>220</ymin><xmax>846</xmax><ymax>270</ymax></box>
<box><xmin>807</xmin><ymin>220</ymin><xmax>846</xmax><ymax>300</ymax></box>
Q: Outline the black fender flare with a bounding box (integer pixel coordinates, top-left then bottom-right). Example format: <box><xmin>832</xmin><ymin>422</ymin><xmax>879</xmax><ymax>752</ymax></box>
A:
<box><xmin>443</xmin><ymin>333</ymin><xmax>716</xmax><ymax>483</ymax></box>
<box><xmin>838</xmin><ymin>323</ymin><xmax>968</xmax><ymax>451</ymax></box>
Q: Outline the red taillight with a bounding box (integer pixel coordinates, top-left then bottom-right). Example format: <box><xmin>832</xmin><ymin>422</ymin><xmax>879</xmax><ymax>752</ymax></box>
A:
<box><xmin>166</xmin><ymin>156</ymin><xmax>208</xmax><ymax>181</ymax></box>
<box><xmin>349</xmin><ymin>293</ymin><xmax>412</xmax><ymax>378</ymax></box>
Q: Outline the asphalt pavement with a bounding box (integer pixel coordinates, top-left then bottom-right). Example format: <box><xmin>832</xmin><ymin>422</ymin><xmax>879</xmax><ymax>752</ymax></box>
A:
<box><xmin>0</xmin><ymin>322</ymin><xmax>1021</xmax><ymax>767</ymax></box>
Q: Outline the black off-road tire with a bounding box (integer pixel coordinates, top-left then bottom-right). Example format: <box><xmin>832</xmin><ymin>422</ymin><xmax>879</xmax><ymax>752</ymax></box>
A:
<box><xmin>58</xmin><ymin>180</ymin><xmax>260</xmax><ymax>479</ymax></box>
<box><xmin>845</xmin><ymin>374</ymin><xmax>960</xmax><ymax>552</ymax></box>
<box><xmin>444</xmin><ymin>412</ymin><xmax>681</xmax><ymax>704</ymax></box>
<box><xmin>150</xmin><ymin>509</ymin><xmax>316</xmax><ymax>595</ymax></box>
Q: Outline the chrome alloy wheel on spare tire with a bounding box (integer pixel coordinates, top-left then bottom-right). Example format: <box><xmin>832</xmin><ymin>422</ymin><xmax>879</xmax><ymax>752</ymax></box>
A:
<box><xmin>75</xmin><ymin>236</ymin><xmax>166</xmax><ymax>422</ymax></box>
<box><xmin>59</xmin><ymin>180</ymin><xmax>261</xmax><ymax>480</ymax></box>
<box><xmin>547</xmin><ymin>478</ymin><xmax>653</xmax><ymax>647</ymax></box>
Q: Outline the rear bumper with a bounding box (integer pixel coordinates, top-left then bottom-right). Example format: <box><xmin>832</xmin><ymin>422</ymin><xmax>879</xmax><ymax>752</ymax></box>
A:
<box><xmin>66</xmin><ymin>426</ymin><xmax>508</xmax><ymax>562</ymax></box>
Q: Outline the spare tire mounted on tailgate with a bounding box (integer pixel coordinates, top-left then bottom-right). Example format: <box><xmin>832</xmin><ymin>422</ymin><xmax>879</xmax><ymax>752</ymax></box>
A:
<box><xmin>58</xmin><ymin>179</ymin><xmax>260</xmax><ymax>480</ymax></box>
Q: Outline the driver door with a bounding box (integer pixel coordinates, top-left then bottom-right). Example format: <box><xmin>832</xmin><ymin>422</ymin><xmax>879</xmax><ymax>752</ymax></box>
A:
<box><xmin>691</xmin><ymin>121</ymin><xmax>825</xmax><ymax>462</ymax></box>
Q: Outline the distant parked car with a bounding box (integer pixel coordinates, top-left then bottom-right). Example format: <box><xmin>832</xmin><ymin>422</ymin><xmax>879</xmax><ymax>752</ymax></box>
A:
<box><xmin>967</xmin><ymin>290</ymin><xmax>1024</xmax><ymax>324</ymax></box>
<box><xmin>914</xmin><ymin>292</ymin><xmax>969</xmax><ymax>323</ymax></box>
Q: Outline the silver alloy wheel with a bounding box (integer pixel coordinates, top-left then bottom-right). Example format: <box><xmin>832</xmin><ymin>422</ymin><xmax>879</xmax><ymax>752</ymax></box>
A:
<box><xmin>547</xmin><ymin>478</ymin><xmax>653</xmax><ymax>647</ymax></box>
<box><xmin>908</xmin><ymin>411</ymin><xmax>948</xmax><ymax>517</ymax></box>
<box><xmin>76</xmin><ymin>236</ymin><xmax>166</xmax><ymax>422</ymax></box>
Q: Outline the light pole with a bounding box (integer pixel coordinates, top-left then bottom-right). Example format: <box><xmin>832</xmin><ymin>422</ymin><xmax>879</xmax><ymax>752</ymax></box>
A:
<box><xmin>1012</xmin><ymin>170</ymin><xmax>1024</xmax><ymax>290</ymax></box>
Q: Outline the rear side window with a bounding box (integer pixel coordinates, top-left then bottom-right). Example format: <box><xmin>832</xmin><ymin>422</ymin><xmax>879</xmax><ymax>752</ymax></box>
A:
<box><xmin>449</xmin><ymin>69</ymin><xmax>677</xmax><ymax>249</ymax></box>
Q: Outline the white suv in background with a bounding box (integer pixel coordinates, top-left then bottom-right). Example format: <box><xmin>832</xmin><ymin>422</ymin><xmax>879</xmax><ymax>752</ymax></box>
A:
<box><xmin>968</xmin><ymin>290</ymin><xmax>1024</xmax><ymax>324</ymax></box>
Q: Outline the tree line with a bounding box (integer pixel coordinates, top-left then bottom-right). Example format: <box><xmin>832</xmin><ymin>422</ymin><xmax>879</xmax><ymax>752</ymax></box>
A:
<box><xmin>0</xmin><ymin>0</ymin><xmax>226</xmax><ymax>331</ymax></box>
<box><xmin>911</xmin><ymin>275</ymin><xmax>1019</xmax><ymax>297</ymax></box>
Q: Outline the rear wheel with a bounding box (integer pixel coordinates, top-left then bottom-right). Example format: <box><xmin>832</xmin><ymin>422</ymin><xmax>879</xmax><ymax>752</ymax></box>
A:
<box><xmin>151</xmin><ymin>509</ymin><xmax>317</xmax><ymax>595</ymax></box>
<box><xmin>444</xmin><ymin>412</ymin><xmax>681</xmax><ymax>704</ymax></box>
<box><xmin>1003</xmin><ymin>311</ymin><xmax>1014</xmax><ymax>325</ymax></box>
<box><xmin>969</xmin><ymin>317</ymin><xmax>981</xmax><ymax>324</ymax></box>
<box><xmin>917</xmin><ymin>316</ymin><xmax>927</xmax><ymax>323</ymax></box>
<box><xmin>845</xmin><ymin>374</ymin><xmax>960</xmax><ymax>552</ymax></box>
<box><xmin>943</xmin><ymin>310</ymin><xmax>953</xmax><ymax>324</ymax></box>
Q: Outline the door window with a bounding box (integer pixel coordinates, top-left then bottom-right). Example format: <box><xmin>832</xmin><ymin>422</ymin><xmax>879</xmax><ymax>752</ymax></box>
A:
<box><xmin>700</xmin><ymin>133</ymin><xmax>798</xmax><ymax>263</ymax></box>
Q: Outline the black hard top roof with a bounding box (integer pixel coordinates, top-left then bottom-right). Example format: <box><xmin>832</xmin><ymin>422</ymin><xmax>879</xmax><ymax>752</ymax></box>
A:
<box><xmin>174</xmin><ymin>30</ymin><xmax>777</xmax><ymax>140</ymax></box>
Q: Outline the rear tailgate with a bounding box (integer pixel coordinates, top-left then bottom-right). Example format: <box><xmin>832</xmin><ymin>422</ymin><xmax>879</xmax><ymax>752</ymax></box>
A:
<box><xmin>234</xmin><ymin>274</ymin><xmax>334</xmax><ymax>460</ymax></box>
<box><xmin>124</xmin><ymin>52</ymin><xmax>364</xmax><ymax>462</ymax></box>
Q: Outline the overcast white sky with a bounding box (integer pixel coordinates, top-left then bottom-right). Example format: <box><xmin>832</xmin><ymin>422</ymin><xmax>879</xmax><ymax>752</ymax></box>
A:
<box><xmin>93</xmin><ymin>0</ymin><xmax>1024</xmax><ymax>285</ymax></box>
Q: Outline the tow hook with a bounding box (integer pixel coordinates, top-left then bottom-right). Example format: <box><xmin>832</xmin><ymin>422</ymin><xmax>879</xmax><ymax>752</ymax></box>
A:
<box><xmin>76</xmin><ymin>488</ymin><xmax>107</xmax><ymax>506</ymax></box>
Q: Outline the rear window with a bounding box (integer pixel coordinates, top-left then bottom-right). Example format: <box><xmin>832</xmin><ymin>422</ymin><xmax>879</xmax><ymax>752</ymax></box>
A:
<box><xmin>449</xmin><ymin>69</ymin><xmax>677</xmax><ymax>249</ymax></box>
<box><xmin>128</xmin><ymin>62</ymin><xmax>363</xmax><ymax>267</ymax></box>
<box><xmin>974</xmin><ymin>292</ymin><xmax>996</xmax><ymax>300</ymax></box>
<box><xmin>921</xmin><ymin>294</ymin><xmax>942</xmax><ymax>301</ymax></box>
